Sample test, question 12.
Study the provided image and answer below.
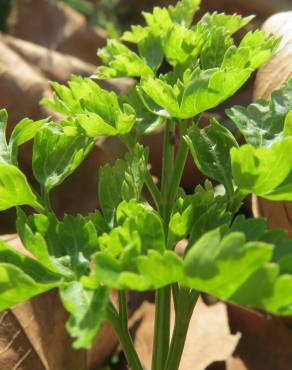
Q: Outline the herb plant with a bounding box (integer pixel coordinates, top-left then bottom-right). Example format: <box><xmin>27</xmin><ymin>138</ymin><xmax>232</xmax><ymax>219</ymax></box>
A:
<box><xmin>0</xmin><ymin>1</ymin><xmax>292</xmax><ymax>369</ymax></box>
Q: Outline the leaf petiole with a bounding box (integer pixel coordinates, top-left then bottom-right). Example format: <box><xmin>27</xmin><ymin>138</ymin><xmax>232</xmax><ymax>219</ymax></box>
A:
<box><xmin>107</xmin><ymin>297</ymin><xmax>143</xmax><ymax>370</ymax></box>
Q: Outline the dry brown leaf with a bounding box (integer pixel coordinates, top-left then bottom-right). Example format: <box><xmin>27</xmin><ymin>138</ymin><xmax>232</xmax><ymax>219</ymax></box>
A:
<box><xmin>0</xmin><ymin>39</ymin><xmax>50</xmax><ymax>125</ymax></box>
<box><xmin>252</xmin><ymin>11</ymin><xmax>292</xmax><ymax>237</ymax></box>
<box><xmin>0</xmin><ymin>235</ymin><xmax>118</xmax><ymax>370</ymax></box>
<box><xmin>132</xmin><ymin>298</ymin><xmax>240</xmax><ymax>370</ymax></box>
<box><xmin>253</xmin><ymin>11</ymin><xmax>292</xmax><ymax>99</ymax></box>
<box><xmin>226</xmin><ymin>356</ymin><xmax>247</xmax><ymax>370</ymax></box>
<box><xmin>8</xmin><ymin>0</ymin><xmax>106</xmax><ymax>64</ymax></box>
<box><xmin>253</xmin><ymin>197</ymin><xmax>292</xmax><ymax>238</ymax></box>
<box><xmin>228</xmin><ymin>304</ymin><xmax>292</xmax><ymax>370</ymax></box>
<box><xmin>2</xmin><ymin>34</ymin><xmax>96</xmax><ymax>83</ymax></box>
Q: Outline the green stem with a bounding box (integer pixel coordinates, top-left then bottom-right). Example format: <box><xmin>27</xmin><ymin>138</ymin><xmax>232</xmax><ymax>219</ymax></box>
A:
<box><xmin>152</xmin><ymin>120</ymin><xmax>176</xmax><ymax>370</ymax></box>
<box><xmin>145</xmin><ymin>170</ymin><xmax>161</xmax><ymax>210</ymax></box>
<box><xmin>167</xmin><ymin>120</ymin><xmax>189</xmax><ymax>220</ymax></box>
<box><xmin>164</xmin><ymin>289</ymin><xmax>199</xmax><ymax>370</ymax></box>
<box><xmin>172</xmin><ymin>283</ymin><xmax>179</xmax><ymax>314</ymax></box>
<box><xmin>107</xmin><ymin>298</ymin><xmax>143</xmax><ymax>370</ymax></box>
<box><xmin>152</xmin><ymin>286</ymin><xmax>171</xmax><ymax>370</ymax></box>
<box><xmin>118</xmin><ymin>290</ymin><xmax>128</xmax><ymax>331</ymax></box>
<box><xmin>161</xmin><ymin>120</ymin><xmax>175</xmax><ymax>220</ymax></box>
<box><xmin>41</xmin><ymin>185</ymin><xmax>53</xmax><ymax>213</ymax></box>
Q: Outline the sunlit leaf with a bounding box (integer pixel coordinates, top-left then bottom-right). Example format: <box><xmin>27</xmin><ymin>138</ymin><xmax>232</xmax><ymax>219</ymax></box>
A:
<box><xmin>231</xmin><ymin>138</ymin><xmax>292</xmax><ymax>197</ymax></box>
<box><xmin>0</xmin><ymin>163</ymin><xmax>42</xmax><ymax>211</ymax></box>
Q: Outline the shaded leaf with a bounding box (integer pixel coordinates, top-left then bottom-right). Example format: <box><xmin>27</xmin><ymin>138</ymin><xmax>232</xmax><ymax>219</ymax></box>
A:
<box><xmin>116</xmin><ymin>200</ymin><xmax>165</xmax><ymax>254</ymax></box>
<box><xmin>184</xmin><ymin>227</ymin><xmax>273</xmax><ymax>299</ymax></box>
<box><xmin>226</xmin><ymin>79</ymin><xmax>292</xmax><ymax>147</ymax></box>
<box><xmin>33</xmin><ymin>125</ymin><xmax>93</xmax><ymax>191</ymax></box>
<box><xmin>124</xmin><ymin>87</ymin><xmax>163</xmax><ymax>136</ymax></box>
<box><xmin>60</xmin><ymin>282</ymin><xmax>109</xmax><ymax>349</ymax></box>
<box><xmin>185</xmin><ymin>118</ymin><xmax>238</xmax><ymax>194</ymax></box>
<box><xmin>16</xmin><ymin>208</ymin><xmax>66</xmax><ymax>275</ymax></box>
<box><xmin>17</xmin><ymin>210</ymin><xmax>99</xmax><ymax>278</ymax></box>
<box><xmin>0</xmin><ymin>240</ymin><xmax>60</xmax><ymax>284</ymax></box>
<box><xmin>98</xmin><ymin>144</ymin><xmax>148</xmax><ymax>222</ymax></box>
<box><xmin>231</xmin><ymin>264</ymin><xmax>292</xmax><ymax>315</ymax></box>
<box><xmin>168</xmin><ymin>181</ymin><xmax>230</xmax><ymax>247</ymax></box>
<box><xmin>201</xmin><ymin>27</ymin><xmax>233</xmax><ymax>69</ymax></box>
<box><xmin>138</xmin><ymin>32</ymin><xmax>164</xmax><ymax>71</ymax></box>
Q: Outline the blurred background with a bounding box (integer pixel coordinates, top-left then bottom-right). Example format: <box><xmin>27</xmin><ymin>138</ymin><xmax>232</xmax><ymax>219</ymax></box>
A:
<box><xmin>0</xmin><ymin>2</ymin><xmax>292</xmax><ymax>370</ymax></box>
<box><xmin>0</xmin><ymin>0</ymin><xmax>291</xmax><ymax>231</ymax></box>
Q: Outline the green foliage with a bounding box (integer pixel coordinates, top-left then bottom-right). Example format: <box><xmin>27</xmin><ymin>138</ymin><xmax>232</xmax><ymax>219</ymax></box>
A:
<box><xmin>227</xmin><ymin>79</ymin><xmax>292</xmax><ymax>147</ymax></box>
<box><xmin>0</xmin><ymin>109</ymin><xmax>49</xmax><ymax>164</ymax></box>
<box><xmin>42</xmin><ymin>76</ymin><xmax>136</xmax><ymax>137</ymax></box>
<box><xmin>200</xmin><ymin>12</ymin><xmax>254</xmax><ymax>34</ymax></box>
<box><xmin>231</xmin><ymin>138</ymin><xmax>292</xmax><ymax>198</ymax></box>
<box><xmin>185</xmin><ymin>119</ymin><xmax>238</xmax><ymax>195</ymax></box>
<box><xmin>0</xmin><ymin>163</ymin><xmax>43</xmax><ymax>211</ymax></box>
<box><xmin>0</xmin><ymin>109</ymin><xmax>11</xmax><ymax>163</ymax></box>
<box><xmin>60</xmin><ymin>282</ymin><xmax>109</xmax><ymax>348</ymax></box>
<box><xmin>0</xmin><ymin>2</ymin><xmax>291</xmax><ymax>368</ymax></box>
<box><xmin>17</xmin><ymin>209</ymin><xmax>101</xmax><ymax>279</ymax></box>
<box><xmin>140</xmin><ymin>67</ymin><xmax>254</xmax><ymax>119</ymax></box>
<box><xmin>124</xmin><ymin>87</ymin><xmax>163</xmax><ymax>137</ymax></box>
<box><xmin>0</xmin><ymin>240</ymin><xmax>60</xmax><ymax>310</ymax></box>
<box><xmin>97</xmin><ymin>40</ymin><xmax>155</xmax><ymax>79</ymax></box>
<box><xmin>98</xmin><ymin>144</ymin><xmax>148</xmax><ymax>222</ymax></box>
<box><xmin>168</xmin><ymin>181</ymin><xmax>231</xmax><ymax>247</ymax></box>
<box><xmin>184</xmin><ymin>227</ymin><xmax>273</xmax><ymax>299</ymax></box>
<box><xmin>33</xmin><ymin>124</ymin><xmax>94</xmax><ymax>192</ymax></box>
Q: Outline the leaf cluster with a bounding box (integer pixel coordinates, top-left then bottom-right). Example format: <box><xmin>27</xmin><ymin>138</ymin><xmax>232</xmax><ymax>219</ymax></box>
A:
<box><xmin>0</xmin><ymin>0</ymin><xmax>291</xmax><ymax>360</ymax></box>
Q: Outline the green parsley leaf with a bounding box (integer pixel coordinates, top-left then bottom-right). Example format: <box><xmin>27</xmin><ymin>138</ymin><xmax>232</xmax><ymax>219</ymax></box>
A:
<box><xmin>185</xmin><ymin>118</ymin><xmax>238</xmax><ymax>194</ymax></box>
<box><xmin>226</xmin><ymin>79</ymin><xmax>292</xmax><ymax>147</ymax></box>
<box><xmin>0</xmin><ymin>163</ymin><xmax>43</xmax><ymax>211</ymax></box>
<box><xmin>231</xmin><ymin>138</ymin><xmax>292</xmax><ymax>197</ymax></box>
<box><xmin>98</xmin><ymin>144</ymin><xmax>148</xmax><ymax>222</ymax></box>
<box><xmin>33</xmin><ymin>125</ymin><xmax>93</xmax><ymax>191</ymax></box>
<box><xmin>184</xmin><ymin>227</ymin><xmax>273</xmax><ymax>299</ymax></box>
<box><xmin>60</xmin><ymin>282</ymin><xmax>109</xmax><ymax>349</ymax></box>
<box><xmin>96</xmin><ymin>40</ymin><xmax>154</xmax><ymax>79</ymax></box>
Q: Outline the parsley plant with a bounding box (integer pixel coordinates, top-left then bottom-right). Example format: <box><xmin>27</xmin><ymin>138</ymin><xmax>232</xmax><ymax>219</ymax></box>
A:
<box><xmin>0</xmin><ymin>1</ymin><xmax>291</xmax><ymax>369</ymax></box>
